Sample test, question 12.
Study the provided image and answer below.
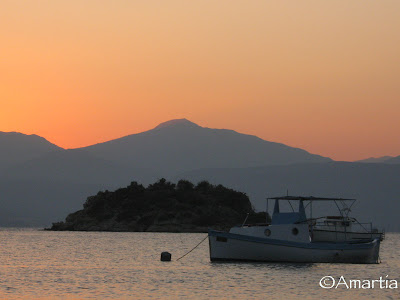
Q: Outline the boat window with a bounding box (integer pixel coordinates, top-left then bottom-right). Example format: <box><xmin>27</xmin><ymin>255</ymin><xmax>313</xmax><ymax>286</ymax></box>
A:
<box><xmin>216</xmin><ymin>236</ymin><xmax>227</xmax><ymax>242</ymax></box>
<box><xmin>264</xmin><ymin>229</ymin><xmax>271</xmax><ymax>237</ymax></box>
<box><xmin>292</xmin><ymin>227</ymin><xmax>299</xmax><ymax>235</ymax></box>
<box><xmin>326</xmin><ymin>221</ymin><xmax>337</xmax><ymax>226</ymax></box>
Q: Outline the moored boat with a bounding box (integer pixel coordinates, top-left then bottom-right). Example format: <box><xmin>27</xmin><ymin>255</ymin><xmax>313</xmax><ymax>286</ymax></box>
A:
<box><xmin>208</xmin><ymin>196</ymin><xmax>382</xmax><ymax>264</ymax></box>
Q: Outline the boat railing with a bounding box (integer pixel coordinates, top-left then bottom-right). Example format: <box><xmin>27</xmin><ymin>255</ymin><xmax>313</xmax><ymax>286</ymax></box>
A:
<box><xmin>312</xmin><ymin>221</ymin><xmax>376</xmax><ymax>240</ymax></box>
<box><xmin>312</xmin><ymin>221</ymin><xmax>373</xmax><ymax>231</ymax></box>
<box><xmin>300</xmin><ymin>217</ymin><xmax>373</xmax><ymax>232</ymax></box>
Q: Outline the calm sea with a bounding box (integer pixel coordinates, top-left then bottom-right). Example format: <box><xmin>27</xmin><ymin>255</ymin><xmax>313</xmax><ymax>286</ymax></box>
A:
<box><xmin>0</xmin><ymin>229</ymin><xmax>398</xmax><ymax>299</ymax></box>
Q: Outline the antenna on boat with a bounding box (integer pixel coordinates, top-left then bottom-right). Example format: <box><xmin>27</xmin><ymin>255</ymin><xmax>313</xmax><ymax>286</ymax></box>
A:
<box><xmin>241</xmin><ymin>213</ymin><xmax>250</xmax><ymax>227</ymax></box>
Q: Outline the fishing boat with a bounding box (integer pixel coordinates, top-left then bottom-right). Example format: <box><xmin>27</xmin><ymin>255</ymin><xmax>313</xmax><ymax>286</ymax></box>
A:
<box><xmin>208</xmin><ymin>196</ymin><xmax>381</xmax><ymax>264</ymax></box>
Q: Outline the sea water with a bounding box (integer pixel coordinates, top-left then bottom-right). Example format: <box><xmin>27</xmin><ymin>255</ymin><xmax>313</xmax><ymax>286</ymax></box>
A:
<box><xmin>0</xmin><ymin>229</ymin><xmax>398</xmax><ymax>299</ymax></box>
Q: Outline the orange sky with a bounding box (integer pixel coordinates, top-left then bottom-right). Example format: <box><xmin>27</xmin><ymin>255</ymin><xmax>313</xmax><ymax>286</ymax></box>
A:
<box><xmin>1</xmin><ymin>0</ymin><xmax>399</xmax><ymax>161</ymax></box>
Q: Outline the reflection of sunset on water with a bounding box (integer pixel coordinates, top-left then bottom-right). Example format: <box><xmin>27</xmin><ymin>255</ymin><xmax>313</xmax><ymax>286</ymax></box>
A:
<box><xmin>1</xmin><ymin>229</ymin><xmax>399</xmax><ymax>298</ymax></box>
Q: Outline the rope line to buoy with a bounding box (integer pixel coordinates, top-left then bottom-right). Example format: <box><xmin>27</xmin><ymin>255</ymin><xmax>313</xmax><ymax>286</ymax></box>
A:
<box><xmin>176</xmin><ymin>235</ymin><xmax>208</xmax><ymax>261</ymax></box>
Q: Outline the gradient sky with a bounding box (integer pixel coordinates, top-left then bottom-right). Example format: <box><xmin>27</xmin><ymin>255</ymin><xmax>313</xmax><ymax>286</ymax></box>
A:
<box><xmin>1</xmin><ymin>0</ymin><xmax>399</xmax><ymax>161</ymax></box>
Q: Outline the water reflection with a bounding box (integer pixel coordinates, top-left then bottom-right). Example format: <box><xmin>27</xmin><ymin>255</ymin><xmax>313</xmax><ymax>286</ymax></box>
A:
<box><xmin>0</xmin><ymin>230</ymin><xmax>398</xmax><ymax>299</ymax></box>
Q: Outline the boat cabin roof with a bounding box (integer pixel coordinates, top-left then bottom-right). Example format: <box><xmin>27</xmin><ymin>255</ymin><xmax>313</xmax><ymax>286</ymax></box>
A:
<box><xmin>268</xmin><ymin>196</ymin><xmax>356</xmax><ymax>224</ymax></box>
<box><xmin>267</xmin><ymin>196</ymin><xmax>355</xmax><ymax>201</ymax></box>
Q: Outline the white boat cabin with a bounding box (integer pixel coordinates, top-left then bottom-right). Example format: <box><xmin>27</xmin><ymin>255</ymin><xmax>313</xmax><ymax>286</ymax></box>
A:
<box><xmin>230</xmin><ymin>196</ymin><xmax>384</xmax><ymax>242</ymax></box>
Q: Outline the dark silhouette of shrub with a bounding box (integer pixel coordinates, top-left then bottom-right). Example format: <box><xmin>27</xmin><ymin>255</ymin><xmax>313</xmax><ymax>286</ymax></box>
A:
<box><xmin>176</xmin><ymin>179</ymin><xmax>194</xmax><ymax>191</ymax></box>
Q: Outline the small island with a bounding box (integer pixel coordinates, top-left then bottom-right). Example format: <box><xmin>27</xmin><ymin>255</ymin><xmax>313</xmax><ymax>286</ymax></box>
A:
<box><xmin>47</xmin><ymin>179</ymin><xmax>269</xmax><ymax>232</ymax></box>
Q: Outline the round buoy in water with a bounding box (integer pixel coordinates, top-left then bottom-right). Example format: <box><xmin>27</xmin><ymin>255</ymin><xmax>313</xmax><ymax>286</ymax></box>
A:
<box><xmin>161</xmin><ymin>251</ymin><xmax>171</xmax><ymax>261</ymax></box>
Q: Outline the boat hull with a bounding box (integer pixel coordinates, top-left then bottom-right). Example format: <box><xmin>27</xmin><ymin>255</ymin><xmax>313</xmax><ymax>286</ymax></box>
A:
<box><xmin>209</xmin><ymin>230</ymin><xmax>380</xmax><ymax>264</ymax></box>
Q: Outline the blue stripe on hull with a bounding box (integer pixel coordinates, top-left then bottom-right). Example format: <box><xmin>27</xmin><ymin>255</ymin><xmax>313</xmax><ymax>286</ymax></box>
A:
<box><xmin>208</xmin><ymin>230</ymin><xmax>379</xmax><ymax>250</ymax></box>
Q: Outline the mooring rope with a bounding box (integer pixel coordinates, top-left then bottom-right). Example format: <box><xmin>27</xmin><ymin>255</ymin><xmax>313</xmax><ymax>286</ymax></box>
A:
<box><xmin>176</xmin><ymin>235</ymin><xmax>208</xmax><ymax>261</ymax></box>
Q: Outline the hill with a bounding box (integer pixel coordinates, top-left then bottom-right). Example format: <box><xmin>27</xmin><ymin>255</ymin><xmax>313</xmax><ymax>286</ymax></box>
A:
<box><xmin>2</xmin><ymin>148</ymin><xmax>154</xmax><ymax>185</ymax></box>
<box><xmin>356</xmin><ymin>156</ymin><xmax>394</xmax><ymax>163</ymax></box>
<box><xmin>385</xmin><ymin>155</ymin><xmax>400</xmax><ymax>164</ymax></box>
<box><xmin>0</xmin><ymin>131</ymin><xmax>62</xmax><ymax>170</ymax></box>
<box><xmin>82</xmin><ymin>119</ymin><xmax>331</xmax><ymax>175</ymax></box>
<box><xmin>48</xmin><ymin>179</ymin><xmax>268</xmax><ymax>232</ymax></box>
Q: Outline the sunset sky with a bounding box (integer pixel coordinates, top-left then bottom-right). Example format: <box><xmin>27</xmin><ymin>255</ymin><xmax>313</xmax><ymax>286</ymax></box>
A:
<box><xmin>1</xmin><ymin>0</ymin><xmax>399</xmax><ymax>161</ymax></box>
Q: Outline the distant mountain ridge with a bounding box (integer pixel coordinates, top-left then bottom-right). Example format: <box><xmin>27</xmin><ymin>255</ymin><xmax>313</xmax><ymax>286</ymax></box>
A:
<box><xmin>153</xmin><ymin>118</ymin><xmax>200</xmax><ymax>130</ymax></box>
<box><xmin>356</xmin><ymin>155</ymin><xmax>400</xmax><ymax>164</ymax></box>
<box><xmin>385</xmin><ymin>156</ymin><xmax>400</xmax><ymax>164</ymax></box>
<box><xmin>356</xmin><ymin>156</ymin><xmax>394</xmax><ymax>163</ymax></box>
<box><xmin>81</xmin><ymin>118</ymin><xmax>332</xmax><ymax>175</ymax></box>
<box><xmin>2</xmin><ymin>148</ymin><xmax>153</xmax><ymax>185</ymax></box>
<box><xmin>0</xmin><ymin>131</ymin><xmax>62</xmax><ymax>170</ymax></box>
<box><xmin>2</xmin><ymin>121</ymin><xmax>399</xmax><ymax>166</ymax></box>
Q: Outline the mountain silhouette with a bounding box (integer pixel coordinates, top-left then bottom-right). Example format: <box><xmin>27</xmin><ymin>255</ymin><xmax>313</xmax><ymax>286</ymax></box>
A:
<box><xmin>3</xmin><ymin>148</ymin><xmax>154</xmax><ymax>185</ymax></box>
<box><xmin>384</xmin><ymin>155</ymin><xmax>400</xmax><ymax>164</ymax></box>
<box><xmin>0</xmin><ymin>131</ymin><xmax>62</xmax><ymax>170</ymax></box>
<box><xmin>82</xmin><ymin>118</ymin><xmax>331</xmax><ymax>175</ymax></box>
<box><xmin>356</xmin><ymin>156</ymin><xmax>394</xmax><ymax>163</ymax></box>
<box><xmin>153</xmin><ymin>118</ymin><xmax>200</xmax><ymax>129</ymax></box>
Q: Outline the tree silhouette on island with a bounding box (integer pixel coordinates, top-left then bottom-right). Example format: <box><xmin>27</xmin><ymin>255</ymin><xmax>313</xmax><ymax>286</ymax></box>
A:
<box><xmin>48</xmin><ymin>179</ymin><xmax>269</xmax><ymax>232</ymax></box>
